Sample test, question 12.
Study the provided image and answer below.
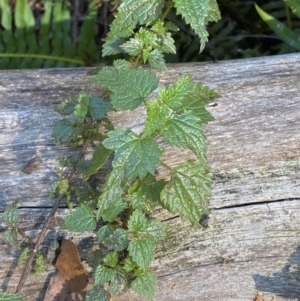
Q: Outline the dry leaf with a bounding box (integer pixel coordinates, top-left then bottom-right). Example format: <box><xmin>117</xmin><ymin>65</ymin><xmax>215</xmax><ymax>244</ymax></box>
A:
<box><xmin>20</xmin><ymin>156</ymin><xmax>38</xmax><ymax>174</ymax></box>
<box><xmin>254</xmin><ymin>292</ymin><xmax>263</xmax><ymax>301</ymax></box>
<box><xmin>254</xmin><ymin>292</ymin><xmax>276</xmax><ymax>301</ymax></box>
<box><xmin>44</xmin><ymin>238</ymin><xmax>87</xmax><ymax>301</ymax></box>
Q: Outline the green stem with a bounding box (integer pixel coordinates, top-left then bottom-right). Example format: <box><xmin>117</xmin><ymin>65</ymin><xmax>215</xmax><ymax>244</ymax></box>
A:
<box><xmin>132</xmin><ymin>54</ymin><xmax>142</xmax><ymax>68</ymax></box>
<box><xmin>285</xmin><ymin>3</ymin><xmax>292</xmax><ymax>30</ymax></box>
<box><xmin>160</xmin><ymin>161</ymin><xmax>173</xmax><ymax>173</ymax></box>
<box><xmin>161</xmin><ymin>1</ymin><xmax>174</xmax><ymax>21</ymax></box>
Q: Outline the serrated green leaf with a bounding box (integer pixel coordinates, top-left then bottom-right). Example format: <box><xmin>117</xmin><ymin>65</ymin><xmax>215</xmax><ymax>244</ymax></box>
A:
<box><xmin>137</xmin><ymin>28</ymin><xmax>160</xmax><ymax>49</ymax></box>
<box><xmin>85</xmin><ymin>143</ymin><xmax>111</xmax><ymax>177</ymax></box>
<box><xmin>18</xmin><ymin>247</ymin><xmax>30</xmax><ymax>267</ymax></box>
<box><xmin>74</xmin><ymin>92</ymin><xmax>90</xmax><ymax>120</ymax></box>
<box><xmin>103</xmin><ymin>252</ymin><xmax>118</xmax><ymax>268</ymax></box>
<box><xmin>159</xmin><ymin>75</ymin><xmax>194</xmax><ymax>110</ymax></box>
<box><xmin>97</xmin><ymin>224</ymin><xmax>115</xmax><ymax>242</ymax></box>
<box><xmin>161</xmin><ymin>111</ymin><xmax>206</xmax><ymax>160</ymax></box>
<box><xmin>143</xmin><ymin>100</ymin><xmax>169</xmax><ymax>138</ymax></box>
<box><xmin>127</xmin><ymin>209</ymin><xmax>149</xmax><ymax>233</ymax></box>
<box><xmin>52</xmin><ymin>119</ymin><xmax>81</xmax><ymax>144</ymax></box>
<box><xmin>3</xmin><ymin>205</ymin><xmax>19</xmax><ymax>224</ymax></box>
<box><xmin>128</xmin><ymin>235</ymin><xmax>155</xmax><ymax>270</ymax></box>
<box><xmin>123</xmin><ymin>257</ymin><xmax>137</xmax><ymax>273</ymax></box>
<box><xmin>86</xmin><ymin>288</ymin><xmax>109</xmax><ymax>301</ymax></box>
<box><xmin>102</xmin><ymin>37</ymin><xmax>125</xmax><ymax>56</ymax></box>
<box><xmin>159</xmin><ymin>32</ymin><xmax>176</xmax><ymax>54</ymax></box>
<box><xmin>141</xmin><ymin>178</ymin><xmax>167</xmax><ymax>203</ymax></box>
<box><xmin>113</xmin><ymin>59</ymin><xmax>132</xmax><ymax>70</ymax></box>
<box><xmin>108</xmin><ymin>0</ymin><xmax>164</xmax><ymax>38</ymax></box>
<box><xmin>165</xmin><ymin>21</ymin><xmax>179</xmax><ymax>32</ymax></box>
<box><xmin>102</xmin><ymin>228</ymin><xmax>129</xmax><ymax>252</ymax></box>
<box><xmin>86</xmin><ymin>249</ymin><xmax>105</xmax><ymax>269</ymax></box>
<box><xmin>103</xmin><ymin>128</ymin><xmax>162</xmax><ymax>182</ymax></box>
<box><xmin>34</xmin><ymin>254</ymin><xmax>45</xmax><ymax>275</ymax></box>
<box><xmin>88</xmin><ymin>96</ymin><xmax>111</xmax><ymax>120</ymax></box>
<box><xmin>97</xmin><ymin>226</ymin><xmax>128</xmax><ymax>252</ymax></box>
<box><xmin>137</xmin><ymin>28</ymin><xmax>176</xmax><ymax>54</ymax></box>
<box><xmin>147</xmin><ymin>49</ymin><xmax>167</xmax><ymax>70</ymax></box>
<box><xmin>95</xmin><ymin>264</ymin><xmax>115</xmax><ymax>285</ymax></box>
<box><xmin>107</xmin><ymin>11</ymin><xmax>135</xmax><ymax>39</ymax></box>
<box><xmin>100</xmin><ymin>199</ymin><xmax>128</xmax><ymax>222</ymax></box>
<box><xmin>131</xmin><ymin>191</ymin><xmax>146</xmax><ymax>210</ymax></box>
<box><xmin>0</xmin><ymin>289</ymin><xmax>26</xmax><ymax>301</ymax></box>
<box><xmin>55</xmin><ymin>98</ymin><xmax>77</xmax><ymax>116</ymax></box>
<box><xmin>178</xmin><ymin>83</ymin><xmax>218</xmax><ymax>124</ymax></box>
<box><xmin>161</xmin><ymin>160</ymin><xmax>212</xmax><ymax>226</ymax></box>
<box><xmin>58</xmin><ymin>156</ymin><xmax>90</xmax><ymax>173</ymax></box>
<box><xmin>151</xmin><ymin>20</ymin><xmax>165</xmax><ymax>35</ymax></box>
<box><xmin>127</xmin><ymin>210</ymin><xmax>166</xmax><ymax>241</ymax></box>
<box><xmin>146</xmin><ymin>219</ymin><xmax>167</xmax><ymax>242</ymax></box>
<box><xmin>63</xmin><ymin>204</ymin><xmax>96</xmax><ymax>231</ymax></box>
<box><xmin>131</xmin><ymin>270</ymin><xmax>156</xmax><ymax>301</ymax></box>
<box><xmin>3</xmin><ymin>230</ymin><xmax>18</xmax><ymax>246</ymax></box>
<box><xmin>174</xmin><ymin>0</ymin><xmax>221</xmax><ymax>52</ymax></box>
<box><xmin>106</xmin><ymin>273</ymin><xmax>127</xmax><ymax>294</ymax></box>
<box><xmin>131</xmin><ymin>178</ymin><xmax>167</xmax><ymax>209</ymax></box>
<box><xmin>120</xmin><ymin>38</ymin><xmax>144</xmax><ymax>56</ymax></box>
<box><xmin>96</xmin><ymin>69</ymin><xmax>159</xmax><ymax>110</ymax></box>
<box><xmin>97</xmin><ymin>166</ymin><xmax>124</xmax><ymax>221</ymax></box>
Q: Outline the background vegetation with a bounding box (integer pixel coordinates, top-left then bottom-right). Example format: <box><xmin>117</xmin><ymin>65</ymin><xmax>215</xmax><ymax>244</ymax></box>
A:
<box><xmin>0</xmin><ymin>0</ymin><xmax>299</xmax><ymax>69</ymax></box>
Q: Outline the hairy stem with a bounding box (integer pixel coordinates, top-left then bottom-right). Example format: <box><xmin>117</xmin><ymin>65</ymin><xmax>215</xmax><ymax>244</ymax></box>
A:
<box><xmin>15</xmin><ymin>139</ymin><xmax>90</xmax><ymax>293</ymax></box>
<box><xmin>132</xmin><ymin>54</ymin><xmax>142</xmax><ymax>68</ymax></box>
<box><xmin>160</xmin><ymin>161</ymin><xmax>173</xmax><ymax>173</ymax></box>
<box><xmin>161</xmin><ymin>1</ymin><xmax>174</xmax><ymax>21</ymax></box>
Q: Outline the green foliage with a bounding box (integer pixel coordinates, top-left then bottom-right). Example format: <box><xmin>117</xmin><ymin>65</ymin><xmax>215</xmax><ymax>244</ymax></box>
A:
<box><xmin>103</xmin><ymin>128</ymin><xmax>162</xmax><ymax>181</ymax></box>
<box><xmin>48</xmin><ymin>1</ymin><xmax>220</xmax><ymax>299</ymax></box>
<box><xmin>1</xmin><ymin>0</ymin><xmax>221</xmax><ymax>300</ymax></box>
<box><xmin>2</xmin><ymin>200</ymin><xmax>21</xmax><ymax>248</ymax></box>
<box><xmin>0</xmin><ymin>0</ymin><xmax>99</xmax><ymax>69</ymax></box>
<box><xmin>18</xmin><ymin>247</ymin><xmax>30</xmax><ymax>267</ymax></box>
<box><xmin>95</xmin><ymin>69</ymin><xmax>159</xmax><ymax>110</ymax></box>
<box><xmin>131</xmin><ymin>270</ymin><xmax>156</xmax><ymax>301</ymax></box>
<box><xmin>2</xmin><ymin>202</ymin><xmax>19</xmax><ymax>224</ymax></box>
<box><xmin>86</xmin><ymin>288</ymin><xmax>109</xmax><ymax>301</ymax></box>
<box><xmin>102</xmin><ymin>0</ymin><xmax>220</xmax><ymax>67</ymax></box>
<box><xmin>255</xmin><ymin>2</ymin><xmax>300</xmax><ymax>50</ymax></box>
<box><xmin>63</xmin><ymin>204</ymin><xmax>97</xmax><ymax>231</ymax></box>
<box><xmin>174</xmin><ymin>0</ymin><xmax>221</xmax><ymax>52</ymax></box>
<box><xmin>161</xmin><ymin>160</ymin><xmax>212</xmax><ymax>225</ymax></box>
<box><xmin>34</xmin><ymin>254</ymin><xmax>45</xmax><ymax>275</ymax></box>
<box><xmin>50</xmin><ymin>178</ymin><xmax>70</xmax><ymax>198</ymax></box>
<box><xmin>0</xmin><ymin>290</ymin><xmax>26</xmax><ymax>301</ymax></box>
<box><xmin>51</xmin><ymin>71</ymin><xmax>217</xmax><ymax>300</ymax></box>
<box><xmin>3</xmin><ymin>229</ymin><xmax>18</xmax><ymax>247</ymax></box>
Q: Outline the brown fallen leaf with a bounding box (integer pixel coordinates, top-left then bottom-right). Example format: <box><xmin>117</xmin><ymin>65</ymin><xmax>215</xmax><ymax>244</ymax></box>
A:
<box><xmin>44</xmin><ymin>238</ymin><xmax>87</xmax><ymax>301</ymax></box>
<box><xmin>20</xmin><ymin>156</ymin><xmax>38</xmax><ymax>174</ymax></box>
<box><xmin>254</xmin><ymin>292</ymin><xmax>276</xmax><ymax>301</ymax></box>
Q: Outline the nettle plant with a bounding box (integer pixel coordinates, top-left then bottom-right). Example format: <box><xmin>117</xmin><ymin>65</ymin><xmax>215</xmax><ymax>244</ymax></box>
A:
<box><xmin>2</xmin><ymin>1</ymin><xmax>221</xmax><ymax>301</ymax></box>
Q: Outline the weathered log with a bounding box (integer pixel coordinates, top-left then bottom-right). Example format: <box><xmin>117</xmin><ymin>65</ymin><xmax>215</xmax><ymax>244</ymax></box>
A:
<box><xmin>0</xmin><ymin>53</ymin><xmax>300</xmax><ymax>301</ymax></box>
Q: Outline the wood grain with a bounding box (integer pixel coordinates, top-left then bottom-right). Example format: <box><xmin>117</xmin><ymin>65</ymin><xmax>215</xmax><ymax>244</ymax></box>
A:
<box><xmin>0</xmin><ymin>53</ymin><xmax>300</xmax><ymax>300</ymax></box>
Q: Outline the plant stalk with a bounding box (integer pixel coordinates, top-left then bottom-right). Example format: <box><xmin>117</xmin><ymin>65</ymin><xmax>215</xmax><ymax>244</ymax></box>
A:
<box><xmin>15</xmin><ymin>139</ymin><xmax>90</xmax><ymax>293</ymax></box>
